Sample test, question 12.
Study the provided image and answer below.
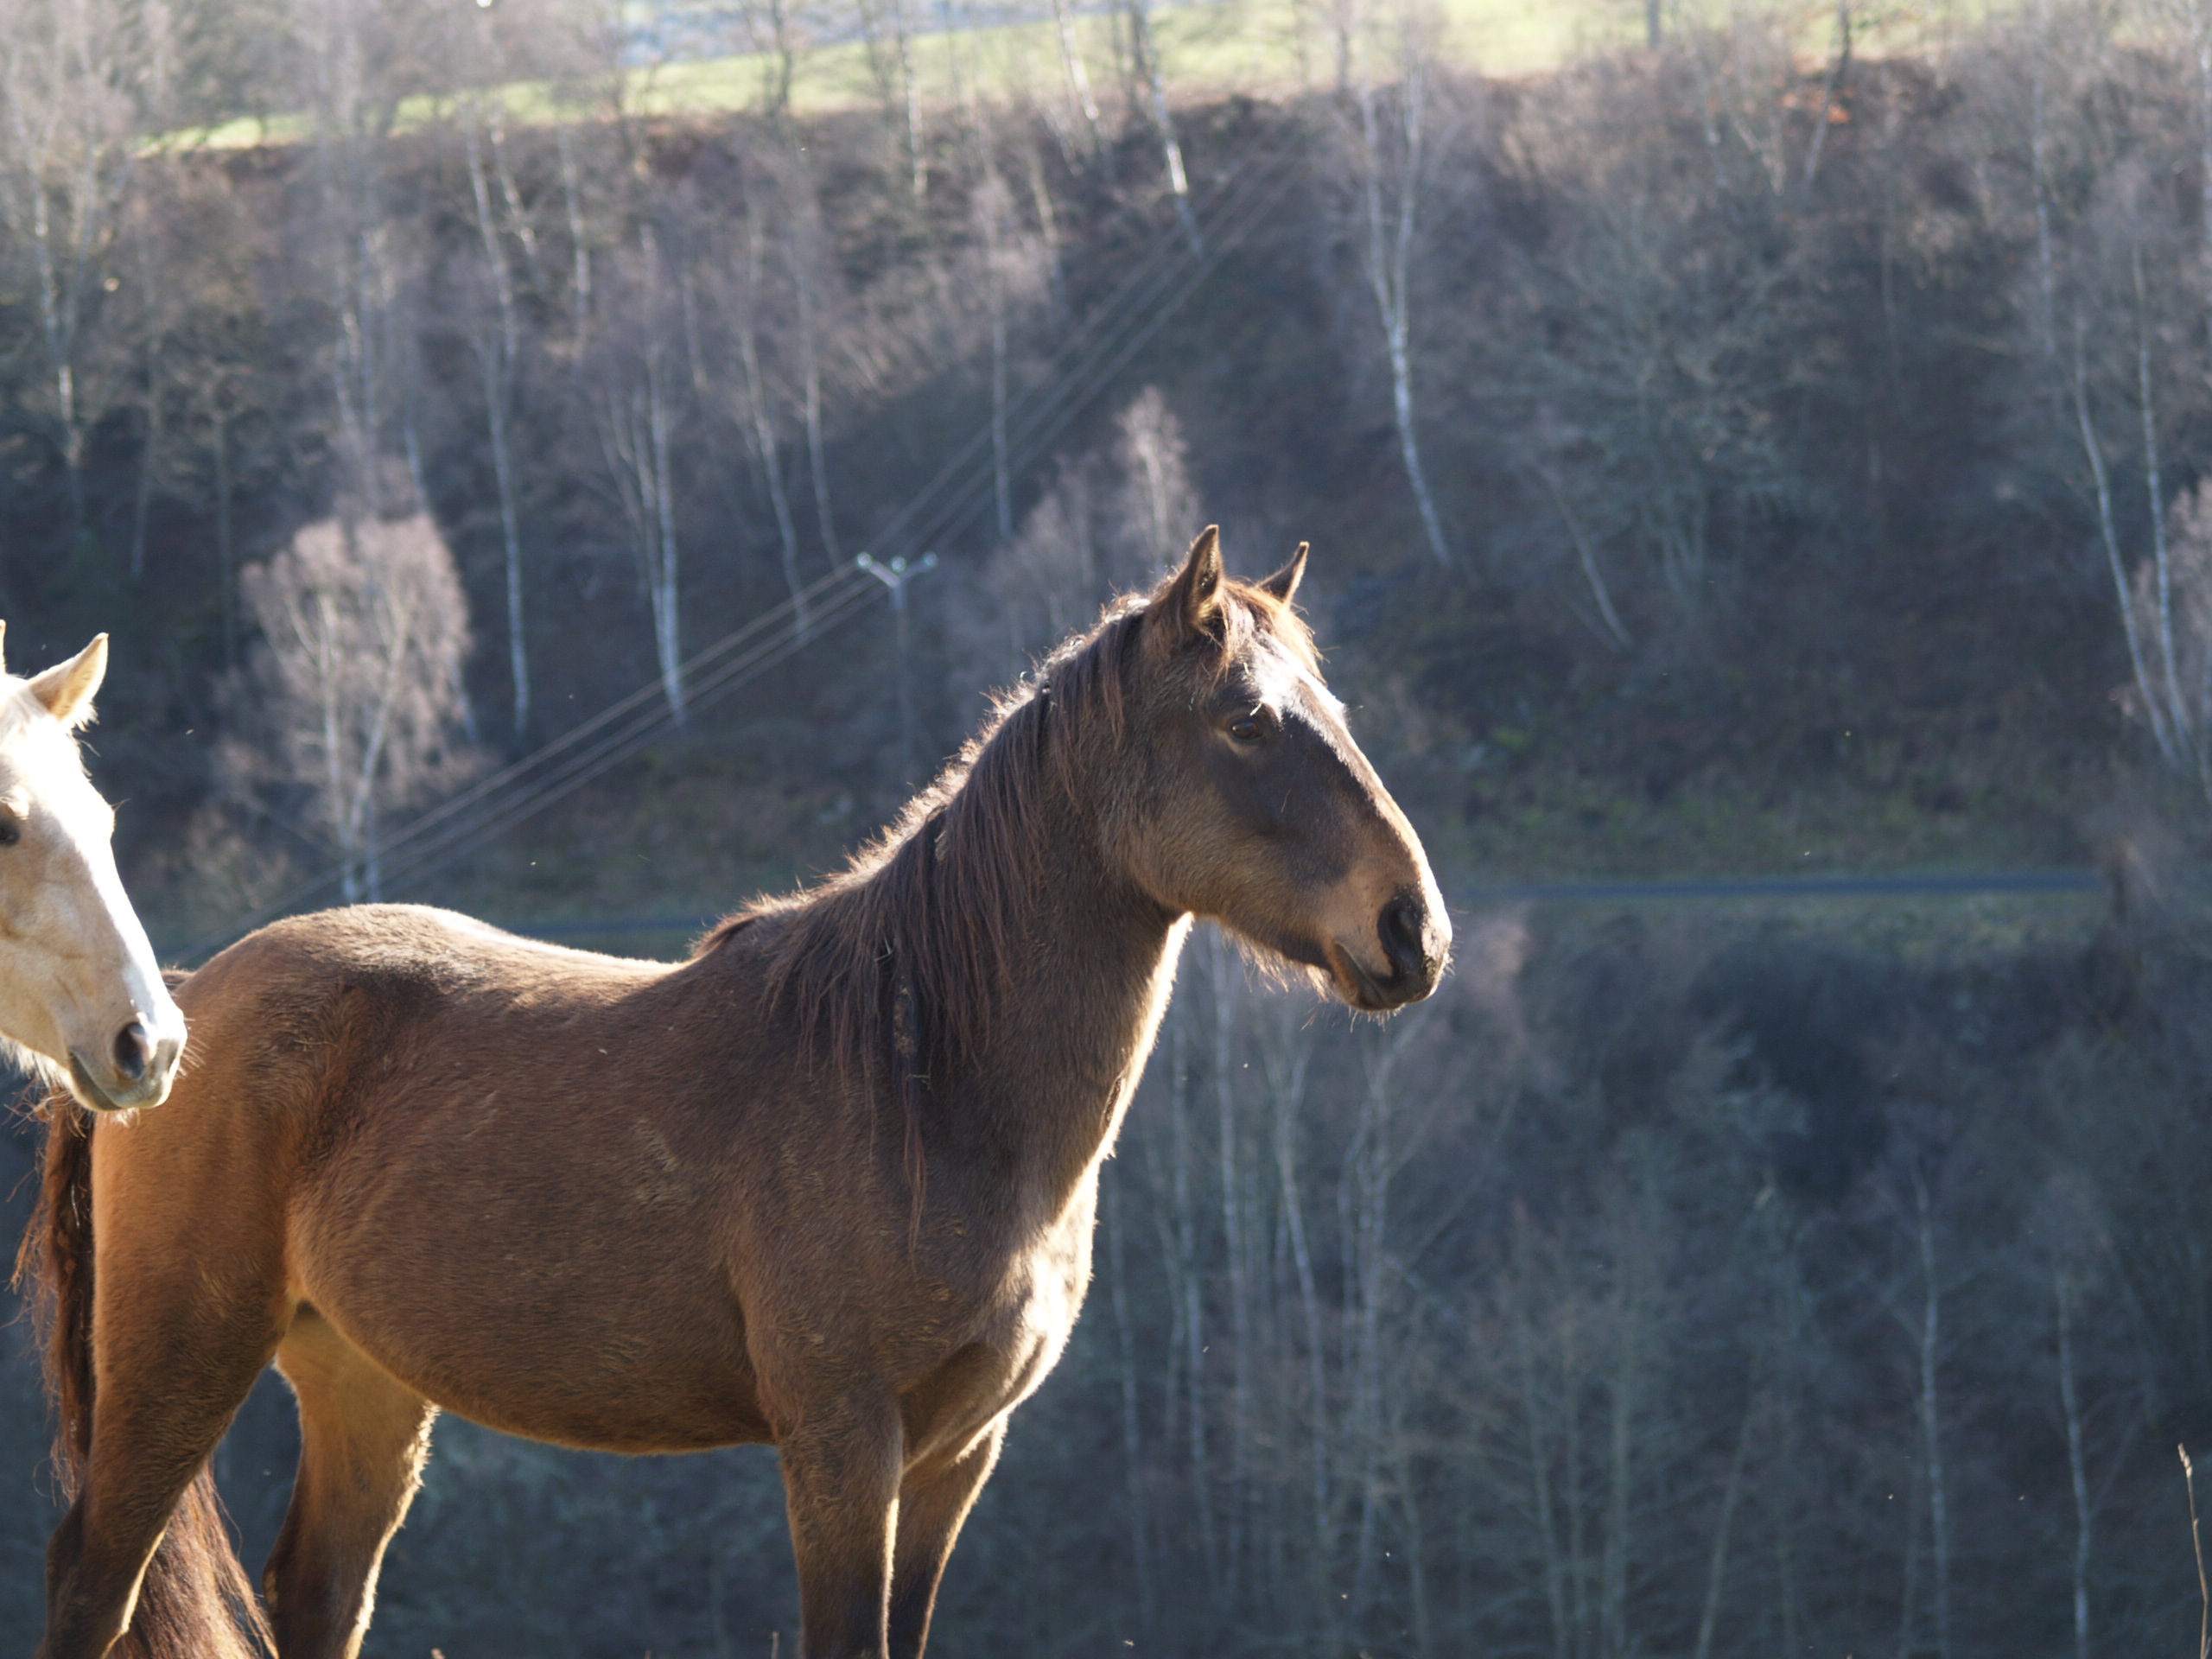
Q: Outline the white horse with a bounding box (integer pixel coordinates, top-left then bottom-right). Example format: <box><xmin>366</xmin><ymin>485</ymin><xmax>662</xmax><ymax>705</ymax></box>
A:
<box><xmin>0</xmin><ymin>626</ymin><xmax>184</xmax><ymax>1112</ymax></box>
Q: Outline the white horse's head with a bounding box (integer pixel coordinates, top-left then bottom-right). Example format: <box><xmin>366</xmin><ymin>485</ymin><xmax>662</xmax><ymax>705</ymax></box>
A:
<box><xmin>0</xmin><ymin>628</ymin><xmax>184</xmax><ymax>1112</ymax></box>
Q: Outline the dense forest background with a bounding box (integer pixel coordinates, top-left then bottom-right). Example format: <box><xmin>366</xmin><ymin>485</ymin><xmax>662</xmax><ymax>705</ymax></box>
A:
<box><xmin>13</xmin><ymin>0</ymin><xmax>2212</xmax><ymax>1652</ymax></box>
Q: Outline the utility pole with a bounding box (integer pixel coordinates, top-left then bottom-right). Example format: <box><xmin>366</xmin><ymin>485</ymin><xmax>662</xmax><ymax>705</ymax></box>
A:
<box><xmin>857</xmin><ymin>551</ymin><xmax>938</xmax><ymax>788</ymax></box>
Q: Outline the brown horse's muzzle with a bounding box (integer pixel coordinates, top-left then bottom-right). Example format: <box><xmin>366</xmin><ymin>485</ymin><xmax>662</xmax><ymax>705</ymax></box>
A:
<box><xmin>1328</xmin><ymin>888</ymin><xmax>1451</xmax><ymax>1012</ymax></box>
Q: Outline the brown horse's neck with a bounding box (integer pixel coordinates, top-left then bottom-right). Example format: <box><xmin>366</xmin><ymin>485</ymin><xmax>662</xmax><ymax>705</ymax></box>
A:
<box><xmin>942</xmin><ymin>798</ymin><xmax>1189</xmax><ymax>1205</ymax></box>
<box><xmin>729</xmin><ymin>613</ymin><xmax>1190</xmax><ymax>1216</ymax></box>
<box><xmin>735</xmin><ymin>741</ymin><xmax>1185</xmax><ymax>1217</ymax></box>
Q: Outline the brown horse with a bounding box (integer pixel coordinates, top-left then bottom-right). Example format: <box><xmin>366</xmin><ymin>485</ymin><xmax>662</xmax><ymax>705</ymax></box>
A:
<box><xmin>22</xmin><ymin>528</ymin><xmax>1450</xmax><ymax>1659</ymax></box>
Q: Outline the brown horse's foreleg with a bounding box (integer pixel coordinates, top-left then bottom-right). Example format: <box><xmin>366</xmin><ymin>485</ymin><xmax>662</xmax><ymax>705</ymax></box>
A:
<box><xmin>887</xmin><ymin>1420</ymin><xmax>1005</xmax><ymax>1659</ymax></box>
<box><xmin>38</xmin><ymin>1300</ymin><xmax>279</xmax><ymax>1659</ymax></box>
<box><xmin>777</xmin><ymin>1391</ymin><xmax>906</xmax><ymax>1659</ymax></box>
<box><xmin>263</xmin><ymin>1312</ymin><xmax>436</xmax><ymax>1659</ymax></box>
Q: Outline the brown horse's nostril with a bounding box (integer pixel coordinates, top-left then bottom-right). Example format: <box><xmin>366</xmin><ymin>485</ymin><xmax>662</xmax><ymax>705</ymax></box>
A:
<box><xmin>1379</xmin><ymin>896</ymin><xmax>1427</xmax><ymax>982</ymax></box>
<box><xmin>113</xmin><ymin>1020</ymin><xmax>151</xmax><ymax>1083</ymax></box>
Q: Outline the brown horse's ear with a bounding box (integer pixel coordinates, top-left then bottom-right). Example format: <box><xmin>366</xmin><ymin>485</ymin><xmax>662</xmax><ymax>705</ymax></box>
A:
<box><xmin>1154</xmin><ymin>526</ymin><xmax>1225</xmax><ymax>642</ymax></box>
<box><xmin>28</xmin><ymin>634</ymin><xmax>106</xmax><ymax>729</ymax></box>
<box><xmin>1259</xmin><ymin>542</ymin><xmax>1309</xmax><ymax>607</ymax></box>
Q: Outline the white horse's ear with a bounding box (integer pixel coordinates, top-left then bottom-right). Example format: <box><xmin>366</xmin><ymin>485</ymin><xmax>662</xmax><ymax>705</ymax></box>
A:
<box><xmin>28</xmin><ymin>634</ymin><xmax>107</xmax><ymax>730</ymax></box>
<box><xmin>1</xmin><ymin>620</ymin><xmax>10</xmax><ymax>675</ymax></box>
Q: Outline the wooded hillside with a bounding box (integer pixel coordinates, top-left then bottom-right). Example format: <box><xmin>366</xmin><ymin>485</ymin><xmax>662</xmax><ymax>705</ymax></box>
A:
<box><xmin>11</xmin><ymin>0</ymin><xmax>2212</xmax><ymax>1653</ymax></box>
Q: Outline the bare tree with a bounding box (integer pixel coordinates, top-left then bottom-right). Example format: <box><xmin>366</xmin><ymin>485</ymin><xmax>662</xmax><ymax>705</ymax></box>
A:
<box><xmin>1122</xmin><ymin>0</ymin><xmax>1202</xmax><ymax>254</ymax></box>
<box><xmin>238</xmin><ymin>509</ymin><xmax>477</xmax><ymax>901</ymax></box>
<box><xmin>855</xmin><ymin>0</ymin><xmax>925</xmax><ymax>200</ymax></box>
<box><xmin>788</xmin><ymin>174</ymin><xmax>842</xmax><ymax>567</ymax></box>
<box><xmin>2127</xmin><ymin>480</ymin><xmax>2212</xmax><ymax>803</ymax></box>
<box><xmin>738</xmin><ymin>0</ymin><xmax>807</xmax><ymax>126</ymax></box>
<box><xmin>967</xmin><ymin>460</ymin><xmax>1098</xmax><ymax>677</ymax></box>
<box><xmin>293</xmin><ymin>0</ymin><xmax>430</xmax><ymax>513</ymax></box>
<box><xmin>1109</xmin><ymin>385</ymin><xmax>1202</xmax><ymax>577</ymax></box>
<box><xmin>1880</xmin><ymin>1160</ymin><xmax>1956</xmax><ymax>1659</ymax></box>
<box><xmin>1343</xmin><ymin>3</ymin><xmax>1452</xmax><ymax>565</ymax></box>
<box><xmin>1051</xmin><ymin>0</ymin><xmax>1107</xmax><ymax>161</ymax></box>
<box><xmin>970</xmin><ymin>162</ymin><xmax>1054</xmax><ymax>546</ymax></box>
<box><xmin>734</xmin><ymin>200</ymin><xmax>808</xmax><ymax>631</ymax></box>
<box><xmin>0</xmin><ymin>0</ymin><xmax>157</xmax><ymax>543</ymax></box>
<box><xmin>461</xmin><ymin>87</ymin><xmax>533</xmax><ymax>740</ymax></box>
<box><xmin>594</xmin><ymin>226</ymin><xmax>688</xmax><ymax>723</ymax></box>
<box><xmin>1503</xmin><ymin>47</ymin><xmax>1809</xmax><ymax>621</ymax></box>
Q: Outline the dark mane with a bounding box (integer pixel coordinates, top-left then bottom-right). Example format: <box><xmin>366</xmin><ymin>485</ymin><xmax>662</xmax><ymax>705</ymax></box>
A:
<box><xmin>700</xmin><ymin>580</ymin><xmax>1316</xmax><ymax>1135</ymax></box>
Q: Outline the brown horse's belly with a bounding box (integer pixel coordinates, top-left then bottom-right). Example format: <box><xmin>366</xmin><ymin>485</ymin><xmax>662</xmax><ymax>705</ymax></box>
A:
<box><xmin>294</xmin><ymin>1249</ymin><xmax>776</xmax><ymax>1452</ymax></box>
<box><xmin>290</xmin><ymin>1113</ymin><xmax>774</xmax><ymax>1454</ymax></box>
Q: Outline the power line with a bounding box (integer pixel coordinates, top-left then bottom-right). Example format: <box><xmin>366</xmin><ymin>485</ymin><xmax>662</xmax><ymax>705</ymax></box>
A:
<box><xmin>370</xmin><ymin>575</ymin><xmax>883</xmax><ymax>896</ymax></box>
<box><xmin>184</xmin><ymin>124</ymin><xmax>1306</xmax><ymax>963</ymax></box>
<box><xmin>180</xmin><ymin>563</ymin><xmax>872</xmax><ymax>961</ymax></box>
<box><xmin>899</xmin><ymin>145</ymin><xmax>1307</xmax><ymax>559</ymax></box>
<box><xmin>863</xmin><ymin>119</ymin><xmax>1302</xmax><ymax>562</ymax></box>
<box><xmin>376</xmin><ymin>132</ymin><xmax>1305</xmax><ymax>905</ymax></box>
<box><xmin>875</xmin><ymin>137</ymin><xmax>1310</xmax><ymax>565</ymax></box>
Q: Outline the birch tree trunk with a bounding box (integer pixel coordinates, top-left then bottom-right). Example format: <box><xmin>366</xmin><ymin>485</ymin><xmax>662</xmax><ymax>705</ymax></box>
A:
<box><xmin>2135</xmin><ymin>244</ymin><xmax>2188</xmax><ymax>756</ymax></box>
<box><xmin>2057</xmin><ymin>1270</ymin><xmax>2093</xmax><ymax>1659</ymax></box>
<box><xmin>1691</xmin><ymin>1388</ymin><xmax>1758</xmax><ymax>1659</ymax></box>
<box><xmin>789</xmin><ymin>214</ymin><xmax>840</xmax><ymax>564</ymax></box>
<box><xmin>2031</xmin><ymin>0</ymin><xmax>2059</xmax><ymax>369</ymax></box>
<box><xmin>1351</xmin><ymin>35</ymin><xmax>1450</xmax><ymax>565</ymax></box>
<box><xmin>1262</xmin><ymin>1006</ymin><xmax>1332</xmax><ymax>1627</ymax></box>
<box><xmin>897</xmin><ymin>0</ymin><xmax>925</xmax><ymax>201</ymax></box>
<box><xmin>1344</xmin><ymin>1023</ymin><xmax>1402</xmax><ymax>1636</ymax></box>
<box><xmin>2196</xmin><ymin>0</ymin><xmax>2212</xmax><ymax>367</ymax></box>
<box><xmin>1206</xmin><ymin>932</ymin><xmax>1254</xmax><ymax>1601</ymax></box>
<box><xmin>557</xmin><ymin>122</ymin><xmax>594</xmax><ymax>353</ymax></box>
<box><xmin>465</xmin><ymin>100</ymin><xmax>531</xmax><ymax>738</ymax></box>
<box><xmin>130</xmin><ymin>342</ymin><xmax>161</xmax><ymax>579</ymax></box>
<box><xmin>594</xmin><ymin>233</ymin><xmax>687</xmax><ymax>726</ymax></box>
<box><xmin>2069</xmin><ymin>314</ymin><xmax>2178</xmax><ymax>764</ymax></box>
<box><xmin>741</xmin><ymin>212</ymin><xmax>808</xmax><ymax>633</ymax></box>
<box><xmin>1912</xmin><ymin>1167</ymin><xmax>1955</xmax><ymax>1659</ymax></box>
<box><xmin>0</xmin><ymin>0</ymin><xmax>143</xmax><ymax>546</ymax></box>
<box><xmin>1125</xmin><ymin>0</ymin><xmax>1203</xmax><ymax>255</ymax></box>
<box><xmin>1168</xmin><ymin>996</ymin><xmax>1220</xmax><ymax>1586</ymax></box>
<box><xmin>1052</xmin><ymin>0</ymin><xmax>1107</xmax><ymax>160</ymax></box>
<box><xmin>1104</xmin><ymin>1175</ymin><xmax>1158</xmax><ymax>1632</ymax></box>
<box><xmin>984</xmin><ymin>173</ymin><xmax>1015</xmax><ymax>545</ymax></box>
<box><xmin>213</xmin><ymin>399</ymin><xmax>238</xmax><ymax>672</ymax></box>
<box><xmin>1602</xmin><ymin>1272</ymin><xmax>1639</xmax><ymax>1659</ymax></box>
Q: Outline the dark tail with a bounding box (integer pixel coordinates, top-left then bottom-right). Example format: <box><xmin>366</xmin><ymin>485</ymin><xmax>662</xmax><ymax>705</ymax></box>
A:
<box><xmin>14</xmin><ymin>1077</ymin><xmax>273</xmax><ymax>1659</ymax></box>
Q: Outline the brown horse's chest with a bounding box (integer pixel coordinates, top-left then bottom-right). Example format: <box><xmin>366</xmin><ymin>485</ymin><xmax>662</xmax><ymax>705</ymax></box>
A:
<box><xmin>880</xmin><ymin>1185</ymin><xmax>1099</xmax><ymax>1458</ymax></box>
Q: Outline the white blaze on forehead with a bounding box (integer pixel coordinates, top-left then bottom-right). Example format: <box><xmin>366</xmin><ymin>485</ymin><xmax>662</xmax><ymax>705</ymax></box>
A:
<box><xmin>1287</xmin><ymin>660</ymin><xmax>1345</xmax><ymax>720</ymax></box>
<box><xmin>1247</xmin><ymin>639</ymin><xmax>1355</xmax><ymax>761</ymax></box>
<box><xmin>1246</xmin><ymin>635</ymin><xmax>1342</xmax><ymax>711</ymax></box>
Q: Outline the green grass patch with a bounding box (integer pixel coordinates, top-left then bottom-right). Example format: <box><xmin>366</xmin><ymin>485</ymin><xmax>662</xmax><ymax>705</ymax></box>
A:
<box><xmin>157</xmin><ymin>0</ymin><xmax>1643</xmax><ymax>151</ymax></box>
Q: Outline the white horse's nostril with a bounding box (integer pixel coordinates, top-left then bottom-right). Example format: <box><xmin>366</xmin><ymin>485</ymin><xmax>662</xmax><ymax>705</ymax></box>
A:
<box><xmin>112</xmin><ymin>1019</ymin><xmax>151</xmax><ymax>1081</ymax></box>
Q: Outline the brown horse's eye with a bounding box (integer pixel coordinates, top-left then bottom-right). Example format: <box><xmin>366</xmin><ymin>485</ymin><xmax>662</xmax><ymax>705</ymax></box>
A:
<box><xmin>1229</xmin><ymin>715</ymin><xmax>1263</xmax><ymax>744</ymax></box>
<box><xmin>0</xmin><ymin>817</ymin><xmax>20</xmax><ymax>848</ymax></box>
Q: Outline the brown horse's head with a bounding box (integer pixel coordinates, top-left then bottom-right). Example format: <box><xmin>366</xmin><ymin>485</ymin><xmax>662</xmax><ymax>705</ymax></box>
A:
<box><xmin>1116</xmin><ymin>528</ymin><xmax>1449</xmax><ymax>1012</ymax></box>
